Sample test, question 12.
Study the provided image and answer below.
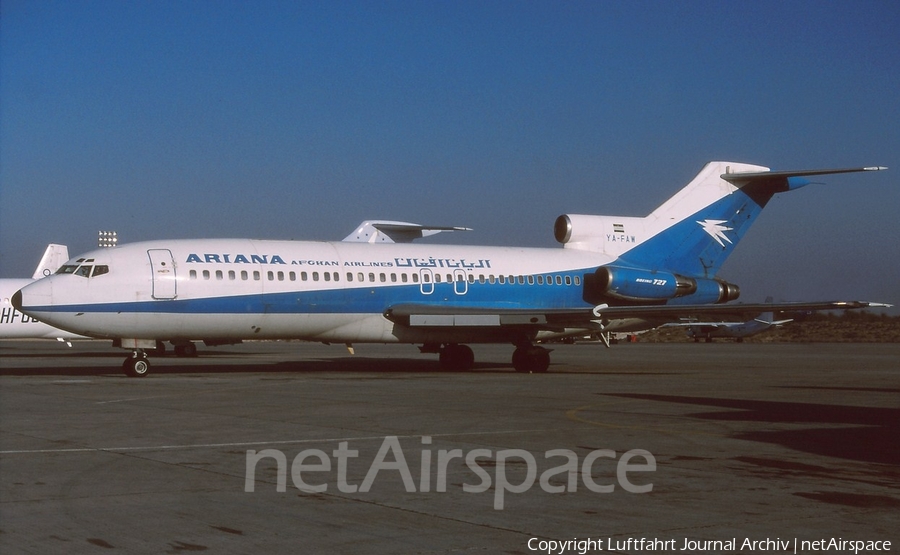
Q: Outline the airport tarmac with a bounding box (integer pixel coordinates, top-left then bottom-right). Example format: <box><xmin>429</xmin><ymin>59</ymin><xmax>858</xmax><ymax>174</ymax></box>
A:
<box><xmin>1</xmin><ymin>340</ymin><xmax>897</xmax><ymax>554</ymax></box>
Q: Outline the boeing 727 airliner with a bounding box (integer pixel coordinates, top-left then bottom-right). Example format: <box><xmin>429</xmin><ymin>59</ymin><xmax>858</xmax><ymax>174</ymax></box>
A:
<box><xmin>13</xmin><ymin>162</ymin><xmax>888</xmax><ymax>376</ymax></box>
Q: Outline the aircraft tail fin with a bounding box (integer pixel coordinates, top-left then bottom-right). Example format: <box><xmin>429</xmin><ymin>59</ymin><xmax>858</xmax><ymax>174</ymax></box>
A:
<box><xmin>756</xmin><ymin>297</ymin><xmax>776</xmax><ymax>325</ymax></box>
<box><xmin>606</xmin><ymin>163</ymin><xmax>884</xmax><ymax>277</ymax></box>
<box><xmin>32</xmin><ymin>244</ymin><xmax>69</xmax><ymax>280</ymax></box>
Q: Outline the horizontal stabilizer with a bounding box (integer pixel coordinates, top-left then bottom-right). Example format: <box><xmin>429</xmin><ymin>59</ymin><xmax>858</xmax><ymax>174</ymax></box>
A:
<box><xmin>343</xmin><ymin>220</ymin><xmax>472</xmax><ymax>243</ymax></box>
<box><xmin>721</xmin><ymin>166</ymin><xmax>887</xmax><ymax>182</ymax></box>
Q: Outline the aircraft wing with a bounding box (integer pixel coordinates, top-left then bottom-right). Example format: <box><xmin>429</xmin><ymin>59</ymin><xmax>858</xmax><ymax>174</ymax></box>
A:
<box><xmin>754</xmin><ymin>318</ymin><xmax>794</xmax><ymax>326</ymax></box>
<box><xmin>592</xmin><ymin>301</ymin><xmax>890</xmax><ymax>321</ymax></box>
<box><xmin>666</xmin><ymin>318</ymin><xmax>791</xmax><ymax>328</ymax></box>
<box><xmin>666</xmin><ymin>321</ymin><xmax>738</xmax><ymax>328</ymax></box>
<box><xmin>384</xmin><ymin>301</ymin><xmax>890</xmax><ymax>330</ymax></box>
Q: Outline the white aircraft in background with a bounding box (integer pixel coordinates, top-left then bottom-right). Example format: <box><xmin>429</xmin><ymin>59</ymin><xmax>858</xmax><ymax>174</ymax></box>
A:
<box><xmin>13</xmin><ymin>162</ymin><xmax>889</xmax><ymax>377</ymax></box>
<box><xmin>674</xmin><ymin>297</ymin><xmax>793</xmax><ymax>342</ymax></box>
<box><xmin>0</xmin><ymin>244</ymin><xmax>85</xmax><ymax>345</ymax></box>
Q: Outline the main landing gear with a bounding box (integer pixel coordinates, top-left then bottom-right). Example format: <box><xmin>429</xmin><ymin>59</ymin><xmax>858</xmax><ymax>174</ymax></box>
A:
<box><xmin>150</xmin><ymin>340</ymin><xmax>199</xmax><ymax>357</ymax></box>
<box><xmin>173</xmin><ymin>342</ymin><xmax>198</xmax><ymax>357</ymax></box>
<box><xmin>438</xmin><ymin>344</ymin><xmax>475</xmax><ymax>371</ymax></box>
<box><xmin>123</xmin><ymin>350</ymin><xmax>150</xmax><ymax>378</ymax></box>
<box><xmin>512</xmin><ymin>344</ymin><xmax>551</xmax><ymax>373</ymax></box>
<box><xmin>427</xmin><ymin>343</ymin><xmax>552</xmax><ymax>373</ymax></box>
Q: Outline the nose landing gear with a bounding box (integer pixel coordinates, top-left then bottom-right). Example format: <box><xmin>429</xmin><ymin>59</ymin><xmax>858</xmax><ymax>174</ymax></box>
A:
<box><xmin>123</xmin><ymin>350</ymin><xmax>150</xmax><ymax>377</ymax></box>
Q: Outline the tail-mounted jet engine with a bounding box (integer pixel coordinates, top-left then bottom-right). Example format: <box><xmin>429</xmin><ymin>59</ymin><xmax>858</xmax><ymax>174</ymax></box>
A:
<box><xmin>584</xmin><ymin>266</ymin><xmax>740</xmax><ymax>304</ymax></box>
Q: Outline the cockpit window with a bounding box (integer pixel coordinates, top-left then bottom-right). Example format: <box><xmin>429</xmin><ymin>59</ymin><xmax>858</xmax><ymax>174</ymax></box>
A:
<box><xmin>75</xmin><ymin>265</ymin><xmax>93</xmax><ymax>277</ymax></box>
<box><xmin>56</xmin><ymin>263</ymin><xmax>109</xmax><ymax>278</ymax></box>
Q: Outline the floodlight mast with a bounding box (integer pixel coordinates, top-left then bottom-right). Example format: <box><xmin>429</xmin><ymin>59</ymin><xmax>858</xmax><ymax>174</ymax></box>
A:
<box><xmin>98</xmin><ymin>231</ymin><xmax>118</xmax><ymax>248</ymax></box>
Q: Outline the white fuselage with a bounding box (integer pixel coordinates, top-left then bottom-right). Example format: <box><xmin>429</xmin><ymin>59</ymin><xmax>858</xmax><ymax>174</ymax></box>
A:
<box><xmin>16</xmin><ymin>239</ymin><xmax>620</xmax><ymax>344</ymax></box>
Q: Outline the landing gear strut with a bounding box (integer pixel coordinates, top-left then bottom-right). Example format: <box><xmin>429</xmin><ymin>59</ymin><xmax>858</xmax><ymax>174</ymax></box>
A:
<box><xmin>512</xmin><ymin>345</ymin><xmax>551</xmax><ymax>373</ymax></box>
<box><xmin>123</xmin><ymin>350</ymin><xmax>150</xmax><ymax>378</ymax></box>
<box><xmin>439</xmin><ymin>344</ymin><xmax>475</xmax><ymax>372</ymax></box>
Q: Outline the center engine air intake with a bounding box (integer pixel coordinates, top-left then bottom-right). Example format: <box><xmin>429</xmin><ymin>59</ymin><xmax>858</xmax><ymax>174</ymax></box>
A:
<box><xmin>586</xmin><ymin>266</ymin><xmax>740</xmax><ymax>304</ymax></box>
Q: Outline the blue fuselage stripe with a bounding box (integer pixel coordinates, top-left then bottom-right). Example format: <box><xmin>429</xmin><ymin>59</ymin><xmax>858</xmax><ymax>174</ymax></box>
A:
<box><xmin>28</xmin><ymin>279</ymin><xmax>596</xmax><ymax>315</ymax></box>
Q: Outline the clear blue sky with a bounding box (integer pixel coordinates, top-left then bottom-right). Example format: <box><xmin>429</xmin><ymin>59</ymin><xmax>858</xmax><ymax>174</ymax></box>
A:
<box><xmin>2</xmin><ymin>1</ymin><xmax>898</xmax><ymax>311</ymax></box>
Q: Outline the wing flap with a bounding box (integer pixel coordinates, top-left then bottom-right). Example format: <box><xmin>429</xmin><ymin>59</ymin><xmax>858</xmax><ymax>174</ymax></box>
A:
<box><xmin>385</xmin><ymin>304</ymin><xmax>562</xmax><ymax>329</ymax></box>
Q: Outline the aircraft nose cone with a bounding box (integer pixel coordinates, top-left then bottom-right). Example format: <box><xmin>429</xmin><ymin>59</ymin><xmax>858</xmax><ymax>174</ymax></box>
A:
<box><xmin>11</xmin><ymin>289</ymin><xmax>23</xmax><ymax>311</ymax></box>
